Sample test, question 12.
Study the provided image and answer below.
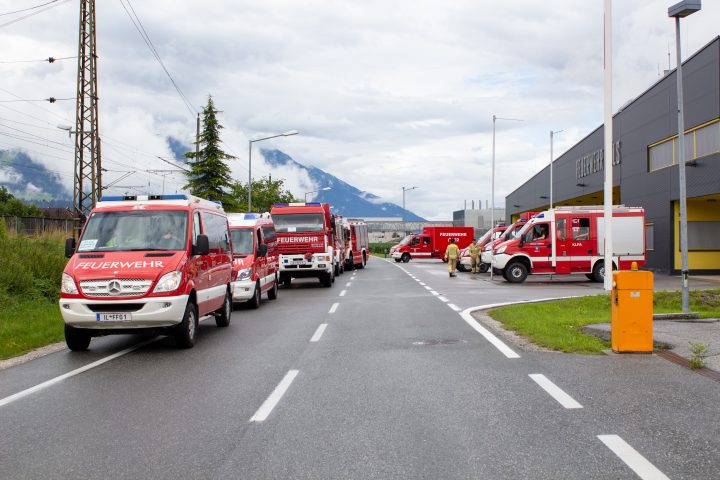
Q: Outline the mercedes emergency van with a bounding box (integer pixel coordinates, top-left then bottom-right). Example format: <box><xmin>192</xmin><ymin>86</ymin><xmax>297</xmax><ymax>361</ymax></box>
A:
<box><xmin>60</xmin><ymin>194</ymin><xmax>233</xmax><ymax>350</ymax></box>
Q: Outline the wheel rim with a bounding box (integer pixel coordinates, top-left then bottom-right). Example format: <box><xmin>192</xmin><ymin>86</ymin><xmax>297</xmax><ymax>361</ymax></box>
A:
<box><xmin>511</xmin><ymin>267</ymin><xmax>522</xmax><ymax>278</ymax></box>
<box><xmin>188</xmin><ymin>310</ymin><xmax>196</xmax><ymax>339</ymax></box>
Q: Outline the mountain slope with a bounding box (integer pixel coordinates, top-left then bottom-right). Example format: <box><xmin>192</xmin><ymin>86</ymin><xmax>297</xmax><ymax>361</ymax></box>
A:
<box><xmin>262</xmin><ymin>149</ymin><xmax>425</xmax><ymax>221</ymax></box>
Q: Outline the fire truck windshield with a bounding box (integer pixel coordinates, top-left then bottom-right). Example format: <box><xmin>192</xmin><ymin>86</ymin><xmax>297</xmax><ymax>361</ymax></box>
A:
<box><xmin>273</xmin><ymin>213</ymin><xmax>325</xmax><ymax>233</ymax></box>
<box><xmin>230</xmin><ymin>228</ymin><xmax>254</xmax><ymax>255</ymax></box>
<box><xmin>78</xmin><ymin>210</ymin><xmax>188</xmax><ymax>252</ymax></box>
<box><xmin>398</xmin><ymin>235</ymin><xmax>413</xmax><ymax>246</ymax></box>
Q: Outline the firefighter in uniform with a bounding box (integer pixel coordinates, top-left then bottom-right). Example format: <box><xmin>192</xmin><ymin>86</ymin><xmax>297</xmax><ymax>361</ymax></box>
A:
<box><xmin>468</xmin><ymin>239</ymin><xmax>481</xmax><ymax>273</ymax></box>
<box><xmin>444</xmin><ymin>238</ymin><xmax>460</xmax><ymax>277</ymax></box>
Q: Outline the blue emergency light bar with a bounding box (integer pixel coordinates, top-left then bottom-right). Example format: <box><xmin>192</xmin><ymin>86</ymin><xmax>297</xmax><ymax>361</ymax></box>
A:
<box><xmin>100</xmin><ymin>194</ymin><xmax>189</xmax><ymax>202</ymax></box>
<box><xmin>272</xmin><ymin>202</ymin><xmax>321</xmax><ymax>207</ymax></box>
<box><xmin>243</xmin><ymin>213</ymin><xmax>261</xmax><ymax>220</ymax></box>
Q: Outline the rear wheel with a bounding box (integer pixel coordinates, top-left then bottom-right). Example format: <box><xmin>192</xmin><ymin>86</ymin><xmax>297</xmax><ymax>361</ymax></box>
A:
<box><xmin>174</xmin><ymin>301</ymin><xmax>197</xmax><ymax>349</ymax></box>
<box><xmin>592</xmin><ymin>261</ymin><xmax>606</xmax><ymax>283</ymax></box>
<box><xmin>401</xmin><ymin>253</ymin><xmax>410</xmax><ymax>263</ymax></box>
<box><xmin>504</xmin><ymin>262</ymin><xmax>528</xmax><ymax>283</ymax></box>
<box><xmin>215</xmin><ymin>290</ymin><xmax>232</xmax><ymax>327</ymax></box>
<box><xmin>65</xmin><ymin>325</ymin><xmax>91</xmax><ymax>351</ymax></box>
<box><xmin>268</xmin><ymin>275</ymin><xmax>278</xmax><ymax>300</ymax></box>
<box><xmin>585</xmin><ymin>273</ymin><xmax>595</xmax><ymax>281</ymax></box>
<box><xmin>248</xmin><ymin>283</ymin><xmax>261</xmax><ymax>309</ymax></box>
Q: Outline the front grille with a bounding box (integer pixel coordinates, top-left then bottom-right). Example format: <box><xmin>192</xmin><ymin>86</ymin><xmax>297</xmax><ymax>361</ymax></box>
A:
<box><xmin>279</xmin><ymin>244</ymin><xmax>318</xmax><ymax>254</ymax></box>
<box><xmin>80</xmin><ymin>278</ymin><xmax>153</xmax><ymax>298</ymax></box>
<box><xmin>87</xmin><ymin>303</ymin><xmax>144</xmax><ymax>313</ymax></box>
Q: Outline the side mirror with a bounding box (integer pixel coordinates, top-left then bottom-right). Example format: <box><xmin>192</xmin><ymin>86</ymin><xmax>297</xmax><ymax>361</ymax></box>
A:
<box><xmin>65</xmin><ymin>237</ymin><xmax>76</xmax><ymax>258</ymax></box>
<box><xmin>256</xmin><ymin>243</ymin><xmax>268</xmax><ymax>257</ymax></box>
<box><xmin>193</xmin><ymin>234</ymin><xmax>210</xmax><ymax>256</ymax></box>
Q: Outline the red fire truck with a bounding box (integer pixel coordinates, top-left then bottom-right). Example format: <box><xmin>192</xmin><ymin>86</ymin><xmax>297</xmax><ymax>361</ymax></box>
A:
<box><xmin>271</xmin><ymin>202</ymin><xmax>337</xmax><ymax>287</ymax></box>
<box><xmin>344</xmin><ymin>220</ymin><xmax>369</xmax><ymax>270</ymax></box>
<box><xmin>492</xmin><ymin>206</ymin><xmax>646</xmax><ymax>283</ymax></box>
<box><xmin>332</xmin><ymin>214</ymin><xmax>347</xmax><ymax>277</ymax></box>
<box><xmin>390</xmin><ymin>226</ymin><xmax>473</xmax><ymax>263</ymax></box>
<box><xmin>458</xmin><ymin>225</ymin><xmax>507</xmax><ymax>272</ymax></box>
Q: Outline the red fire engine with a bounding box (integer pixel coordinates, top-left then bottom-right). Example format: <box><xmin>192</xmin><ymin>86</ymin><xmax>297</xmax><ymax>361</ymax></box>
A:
<box><xmin>344</xmin><ymin>220</ymin><xmax>369</xmax><ymax>270</ymax></box>
<box><xmin>390</xmin><ymin>226</ymin><xmax>473</xmax><ymax>263</ymax></box>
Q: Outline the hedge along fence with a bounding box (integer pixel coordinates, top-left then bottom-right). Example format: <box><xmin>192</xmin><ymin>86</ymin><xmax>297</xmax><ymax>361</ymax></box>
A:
<box><xmin>1</xmin><ymin>216</ymin><xmax>75</xmax><ymax>236</ymax></box>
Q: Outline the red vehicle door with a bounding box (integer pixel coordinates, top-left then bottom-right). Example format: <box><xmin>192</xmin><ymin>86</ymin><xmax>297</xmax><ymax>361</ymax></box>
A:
<box><xmin>568</xmin><ymin>216</ymin><xmax>594</xmax><ymax>272</ymax></box>
<box><xmin>554</xmin><ymin>217</ymin><xmax>571</xmax><ymax>274</ymax></box>
<box><xmin>521</xmin><ymin>222</ymin><xmax>553</xmax><ymax>273</ymax></box>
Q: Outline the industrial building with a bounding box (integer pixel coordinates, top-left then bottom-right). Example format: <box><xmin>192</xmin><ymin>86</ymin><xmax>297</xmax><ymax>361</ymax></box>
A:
<box><xmin>506</xmin><ymin>36</ymin><xmax>720</xmax><ymax>274</ymax></box>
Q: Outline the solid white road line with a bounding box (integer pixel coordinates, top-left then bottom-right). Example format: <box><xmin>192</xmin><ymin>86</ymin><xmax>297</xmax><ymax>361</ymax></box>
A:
<box><xmin>448</xmin><ymin>303</ymin><xmax>462</xmax><ymax>312</ymax></box>
<box><xmin>528</xmin><ymin>374</ymin><xmax>583</xmax><ymax>409</ymax></box>
<box><xmin>345</xmin><ymin>282</ymin><xmax>352</xmax><ymax>287</ymax></box>
<box><xmin>438</xmin><ymin>296</ymin><xmax>450</xmax><ymax>303</ymax></box>
<box><xmin>460</xmin><ymin>308</ymin><xmax>520</xmax><ymax>359</ymax></box>
<box><xmin>0</xmin><ymin>337</ymin><xmax>158</xmax><ymax>408</ymax></box>
<box><xmin>249</xmin><ymin>370</ymin><xmax>299</xmax><ymax>423</ymax></box>
<box><xmin>597</xmin><ymin>435</ymin><xmax>670</xmax><ymax>480</ymax></box>
<box><xmin>339</xmin><ymin>290</ymin><xmax>347</xmax><ymax>297</ymax></box>
<box><xmin>310</xmin><ymin>324</ymin><xmax>328</xmax><ymax>342</ymax></box>
<box><xmin>328</xmin><ymin>302</ymin><xmax>339</xmax><ymax>314</ymax></box>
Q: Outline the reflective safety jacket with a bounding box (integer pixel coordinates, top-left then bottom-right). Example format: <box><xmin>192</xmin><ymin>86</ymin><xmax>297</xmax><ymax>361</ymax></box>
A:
<box><xmin>444</xmin><ymin>243</ymin><xmax>460</xmax><ymax>260</ymax></box>
<box><xmin>468</xmin><ymin>243</ymin><xmax>481</xmax><ymax>256</ymax></box>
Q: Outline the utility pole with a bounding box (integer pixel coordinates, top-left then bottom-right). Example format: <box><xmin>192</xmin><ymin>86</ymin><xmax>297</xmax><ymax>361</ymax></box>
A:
<box><xmin>73</xmin><ymin>0</ymin><xmax>101</xmax><ymax>232</ymax></box>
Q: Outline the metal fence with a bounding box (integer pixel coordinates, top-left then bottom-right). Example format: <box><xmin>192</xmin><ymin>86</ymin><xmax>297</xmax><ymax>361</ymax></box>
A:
<box><xmin>2</xmin><ymin>216</ymin><xmax>75</xmax><ymax>236</ymax></box>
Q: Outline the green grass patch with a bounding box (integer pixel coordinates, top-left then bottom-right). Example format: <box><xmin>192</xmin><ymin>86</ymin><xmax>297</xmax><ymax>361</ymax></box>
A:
<box><xmin>0</xmin><ymin>233</ymin><xmax>68</xmax><ymax>359</ymax></box>
<box><xmin>488</xmin><ymin>289</ymin><xmax>720</xmax><ymax>354</ymax></box>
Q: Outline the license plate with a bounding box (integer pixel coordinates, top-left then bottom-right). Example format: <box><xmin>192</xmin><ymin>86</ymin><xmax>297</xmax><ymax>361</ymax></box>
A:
<box><xmin>292</xmin><ymin>258</ymin><xmax>304</xmax><ymax>264</ymax></box>
<box><xmin>96</xmin><ymin>313</ymin><xmax>132</xmax><ymax>322</ymax></box>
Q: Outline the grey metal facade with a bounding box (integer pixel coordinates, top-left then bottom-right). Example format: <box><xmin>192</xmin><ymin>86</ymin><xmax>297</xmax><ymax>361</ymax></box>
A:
<box><xmin>506</xmin><ymin>37</ymin><xmax>720</xmax><ymax>273</ymax></box>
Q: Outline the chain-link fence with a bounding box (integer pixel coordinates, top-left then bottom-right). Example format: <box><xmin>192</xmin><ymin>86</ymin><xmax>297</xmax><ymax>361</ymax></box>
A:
<box><xmin>1</xmin><ymin>216</ymin><xmax>75</xmax><ymax>236</ymax></box>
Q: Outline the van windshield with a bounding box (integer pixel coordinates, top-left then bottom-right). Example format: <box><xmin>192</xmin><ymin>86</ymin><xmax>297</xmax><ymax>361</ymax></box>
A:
<box><xmin>398</xmin><ymin>235</ymin><xmax>413</xmax><ymax>246</ymax></box>
<box><xmin>273</xmin><ymin>213</ymin><xmax>325</xmax><ymax>233</ymax></box>
<box><xmin>230</xmin><ymin>228</ymin><xmax>254</xmax><ymax>255</ymax></box>
<box><xmin>78</xmin><ymin>210</ymin><xmax>188</xmax><ymax>252</ymax></box>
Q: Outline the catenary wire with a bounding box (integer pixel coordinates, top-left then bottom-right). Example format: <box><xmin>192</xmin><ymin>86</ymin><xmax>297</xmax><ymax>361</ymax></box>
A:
<box><xmin>0</xmin><ymin>55</ymin><xmax>76</xmax><ymax>64</ymax></box>
<box><xmin>0</xmin><ymin>0</ymin><xmax>61</xmax><ymax>17</ymax></box>
<box><xmin>0</xmin><ymin>0</ymin><xmax>70</xmax><ymax>29</ymax></box>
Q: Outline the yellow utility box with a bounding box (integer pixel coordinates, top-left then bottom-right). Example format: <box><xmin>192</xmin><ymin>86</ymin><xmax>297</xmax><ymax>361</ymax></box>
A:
<box><xmin>611</xmin><ymin>265</ymin><xmax>654</xmax><ymax>353</ymax></box>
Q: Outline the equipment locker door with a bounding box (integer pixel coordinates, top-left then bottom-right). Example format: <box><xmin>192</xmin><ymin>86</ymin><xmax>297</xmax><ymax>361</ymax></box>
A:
<box><xmin>568</xmin><ymin>217</ymin><xmax>594</xmax><ymax>272</ymax></box>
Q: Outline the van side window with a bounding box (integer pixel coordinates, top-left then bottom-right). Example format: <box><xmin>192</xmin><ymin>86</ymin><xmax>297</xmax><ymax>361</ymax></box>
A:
<box><xmin>556</xmin><ymin>218</ymin><xmax>566</xmax><ymax>241</ymax></box>
<box><xmin>411</xmin><ymin>237</ymin><xmax>419</xmax><ymax>246</ymax></box>
<box><xmin>201</xmin><ymin>212</ymin><xmax>231</xmax><ymax>253</ymax></box>
<box><xmin>572</xmin><ymin>218</ymin><xmax>591</xmax><ymax>240</ymax></box>
<box><xmin>193</xmin><ymin>212</ymin><xmax>201</xmax><ymax>244</ymax></box>
<box><xmin>423</xmin><ymin>237</ymin><xmax>431</xmax><ymax>246</ymax></box>
<box><xmin>261</xmin><ymin>225</ymin><xmax>276</xmax><ymax>243</ymax></box>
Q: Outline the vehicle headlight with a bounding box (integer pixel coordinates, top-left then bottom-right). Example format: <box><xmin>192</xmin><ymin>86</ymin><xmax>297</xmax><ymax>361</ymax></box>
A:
<box><xmin>236</xmin><ymin>267</ymin><xmax>252</xmax><ymax>281</ymax></box>
<box><xmin>154</xmin><ymin>270</ymin><xmax>182</xmax><ymax>293</ymax></box>
<box><xmin>61</xmin><ymin>273</ymin><xmax>78</xmax><ymax>294</ymax></box>
<box><xmin>497</xmin><ymin>245</ymin><xmax>507</xmax><ymax>254</ymax></box>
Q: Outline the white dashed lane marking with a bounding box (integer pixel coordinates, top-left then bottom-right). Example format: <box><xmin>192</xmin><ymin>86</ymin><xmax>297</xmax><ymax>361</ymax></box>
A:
<box><xmin>328</xmin><ymin>302</ymin><xmax>339</xmax><ymax>314</ymax></box>
<box><xmin>249</xmin><ymin>370</ymin><xmax>299</xmax><ymax>423</ymax></box>
<box><xmin>597</xmin><ymin>435</ymin><xmax>670</xmax><ymax>480</ymax></box>
<box><xmin>310</xmin><ymin>324</ymin><xmax>328</xmax><ymax>342</ymax></box>
<box><xmin>529</xmin><ymin>374</ymin><xmax>583</xmax><ymax>409</ymax></box>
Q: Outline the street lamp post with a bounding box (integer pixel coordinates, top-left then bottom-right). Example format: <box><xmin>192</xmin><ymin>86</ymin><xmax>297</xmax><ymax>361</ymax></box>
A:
<box><xmin>669</xmin><ymin>0</ymin><xmax>701</xmax><ymax>312</ymax></box>
<box><xmin>603</xmin><ymin>0</ymin><xmax>614</xmax><ymax>291</ymax></box>
<box><xmin>248</xmin><ymin>130</ymin><xmax>298</xmax><ymax>211</ymax></box>
<box><xmin>402</xmin><ymin>186</ymin><xmax>418</xmax><ymax>235</ymax></box>
<box><xmin>550</xmin><ymin>130</ymin><xmax>563</xmax><ymax>208</ymax></box>
<box><xmin>304</xmin><ymin>187</ymin><xmax>331</xmax><ymax>202</ymax></box>
<box><xmin>490</xmin><ymin>115</ymin><xmax>523</xmax><ymax>281</ymax></box>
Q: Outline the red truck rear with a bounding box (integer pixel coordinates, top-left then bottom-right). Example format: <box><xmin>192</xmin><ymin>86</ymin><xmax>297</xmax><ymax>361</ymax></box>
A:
<box><xmin>389</xmin><ymin>226</ymin><xmax>473</xmax><ymax>263</ymax></box>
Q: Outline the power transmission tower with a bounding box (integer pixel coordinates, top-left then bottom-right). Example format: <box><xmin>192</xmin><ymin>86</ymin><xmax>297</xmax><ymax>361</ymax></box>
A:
<box><xmin>73</xmin><ymin>0</ymin><xmax>101</xmax><ymax>227</ymax></box>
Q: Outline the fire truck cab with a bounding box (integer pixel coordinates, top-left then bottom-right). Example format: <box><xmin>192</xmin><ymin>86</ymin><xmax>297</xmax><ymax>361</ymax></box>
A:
<box><xmin>492</xmin><ymin>206</ymin><xmax>646</xmax><ymax>283</ymax></box>
<box><xmin>227</xmin><ymin>212</ymin><xmax>279</xmax><ymax>308</ymax></box>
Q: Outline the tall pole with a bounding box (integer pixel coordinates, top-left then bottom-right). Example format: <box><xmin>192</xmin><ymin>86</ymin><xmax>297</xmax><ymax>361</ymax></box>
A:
<box><xmin>248</xmin><ymin>140</ymin><xmax>252</xmax><ymax>211</ymax></box>
<box><xmin>73</xmin><ymin>0</ymin><xmax>101</xmax><ymax>234</ymax></box>
<box><xmin>491</xmin><ymin>115</ymin><xmax>496</xmax><ymax>281</ymax></box>
<box><xmin>195</xmin><ymin>113</ymin><xmax>200</xmax><ymax>158</ymax></box>
<box><xmin>603</xmin><ymin>0</ymin><xmax>614</xmax><ymax>291</ymax></box>
<box><xmin>550</xmin><ymin>130</ymin><xmax>563</xmax><ymax>208</ymax></box>
<box><xmin>675</xmin><ymin>15</ymin><xmax>690</xmax><ymax>312</ymax></box>
<box><xmin>402</xmin><ymin>188</ymin><xmax>406</xmax><ymax>234</ymax></box>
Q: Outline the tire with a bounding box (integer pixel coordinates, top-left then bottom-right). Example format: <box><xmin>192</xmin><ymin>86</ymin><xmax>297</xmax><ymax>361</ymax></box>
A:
<box><xmin>585</xmin><ymin>273</ymin><xmax>595</xmax><ymax>281</ymax></box>
<box><xmin>504</xmin><ymin>262</ymin><xmax>528</xmax><ymax>283</ymax></box>
<box><xmin>215</xmin><ymin>290</ymin><xmax>232</xmax><ymax>327</ymax></box>
<box><xmin>268</xmin><ymin>275</ymin><xmax>278</xmax><ymax>300</ymax></box>
<box><xmin>457</xmin><ymin>263</ymin><xmax>467</xmax><ymax>272</ymax></box>
<box><xmin>280</xmin><ymin>274</ymin><xmax>291</xmax><ymax>288</ymax></box>
<box><xmin>394</xmin><ymin>258</ymin><xmax>401</xmax><ymax>263</ymax></box>
<box><xmin>592</xmin><ymin>261</ymin><xmax>608</xmax><ymax>283</ymax></box>
<box><xmin>401</xmin><ymin>253</ymin><xmax>410</xmax><ymax>263</ymax></box>
<box><xmin>65</xmin><ymin>324</ymin><xmax>91</xmax><ymax>351</ymax></box>
<box><xmin>357</xmin><ymin>253</ymin><xmax>366</xmax><ymax>269</ymax></box>
<box><xmin>334</xmin><ymin>263</ymin><xmax>340</xmax><ymax>277</ymax></box>
<box><xmin>248</xmin><ymin>282</ymin><xmax>261</xmax><ymax>309</ymax></box>
<box><xmin>479</xmin><ymin>263</ymin><xmax>489</xmax><ymax>273</ymax></box>
<box><xmin>174</xmin><ymin>301</ymin><xmax>197</xmax><ymax>349</ymax></box>
<box><xmin>321</xmin><ymin>272</ymin><xmax>332</xmax><ymax>287</ymax></box>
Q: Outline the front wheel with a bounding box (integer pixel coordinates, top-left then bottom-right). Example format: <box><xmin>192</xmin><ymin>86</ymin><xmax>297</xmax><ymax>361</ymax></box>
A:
<box><xmin>478</xmin><ymin>263</ymin><xmax>489</xmax><ymax>273</ymax></box>
<box><xmin>174</xmin><ymin>301</ymin><xmax>197</xmax><ymax>349</ymax></box>
<box><xmin>504</xmin><ymin>262</ymin><xmax>528</xmax><ymax>283</ymax></box>
<box><xmin>215</xmin><ymin>290</ymin><xmax>232</xmax><ymax>327</ymax></box>
<box><xmin>268</xmin><ymin>276</ymin><xmax>278</xmax><ymax>300</ymax></box>
<box><xmin>401</xmin><ymin>253</ymin><xmax>410</xmax><ymax>263</ymax></box>
<box><xmin>65</xmin><ymin>325</ymin><xmax>91</xmax><ymax>351</ymax></box>
<box><xmin>248</xmin><ymin>283</ymin><xmax>262</xmax><ymax>309</ymax></box>
<box><xmin>394</xmin><ymin>258</ymin><xmax>401</xmax><ymax>263</ymax></box>
<box><xmin>321</xmin><ymin>272</ymin><xmax>332</xmax><ymax>287</ymax></box>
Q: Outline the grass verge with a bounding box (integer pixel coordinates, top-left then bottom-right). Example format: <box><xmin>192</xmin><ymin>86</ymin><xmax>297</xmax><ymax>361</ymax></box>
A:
<box><xmin>488</xmin><ymin>289</ymin><xmax>720</xmax><ymax>355</ymax></box>
<box><xmin>0</xmin><ymin>299</ymin><xmax>64</xmax><ymax>360</ymax></box>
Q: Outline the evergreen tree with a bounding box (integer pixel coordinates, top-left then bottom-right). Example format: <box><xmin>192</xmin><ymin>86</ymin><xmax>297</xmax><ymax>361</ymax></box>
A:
<box><xmin>184</xmin><ymin>96</ymin><xmax>235</xmax><ymax>205</ymax></box>
<box><xmin>0</xmin><ymin>186</ymin><xmax>43</xmax><ymax>217</ymax></box>
<box><xmin>228</xmin><ymin>177</ymin><xmax>298</xmax><ymax>213</ymax></box>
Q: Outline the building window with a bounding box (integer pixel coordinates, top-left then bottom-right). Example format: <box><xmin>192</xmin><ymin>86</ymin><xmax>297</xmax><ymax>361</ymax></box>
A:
<box><xmin>685</xmin><ymin>221</ymin><xmax>720</xmax><ymax>251</ymax></box>
<box><xmin>645</xmin><ymin>223</ymin><xmax>654</xmax><ymax>251</ymax></box>
<box><xmin>648</xmin><ymin>119</ymin><xmax>719</xmax><ymax>172</ymax></box>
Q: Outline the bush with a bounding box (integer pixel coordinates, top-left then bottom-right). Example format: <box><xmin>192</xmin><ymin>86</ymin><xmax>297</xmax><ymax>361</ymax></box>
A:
<box><xmin>0</xmin><ymin>234</ymin><xmax>66</xmax><ymax>301</ymax></box>
<box><xmin>369</xmin><ymin>242</ymin><xmax>398</xmax><ymax>255</ymax></box>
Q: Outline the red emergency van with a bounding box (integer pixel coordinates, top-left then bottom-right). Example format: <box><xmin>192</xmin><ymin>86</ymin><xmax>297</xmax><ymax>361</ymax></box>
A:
<box><xmin>390</xmin><ymin>226</ymin><xmax>473</xmax><ymax>263</ymax></box>
<box><xmin>458</xmin><ymin>225</ymin><xmax>507</xmax><ymax>272</ymax></box>
<box><xmin>492</xmin><ymin>206</ymin><xmax>646</xmax><ymax>283</ymax></box>
<box><xmin>227</xmin><ymin>212</ymin><xmax>279</xmax><ymax>308</ymax></box>
<box><xmin>345</xmin><ymin>220</ymin><xmax>369</xmax><ymax>270</ymax></box>
<box><xmin>59</xmin><ymin>194</ymin><xmax>233</xmax><ymax>350</ymax></box>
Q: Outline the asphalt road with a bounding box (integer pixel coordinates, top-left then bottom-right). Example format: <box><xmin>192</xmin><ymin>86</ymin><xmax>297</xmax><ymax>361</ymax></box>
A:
<box><xmin>1</xmin><ymin>259</ymin><xmax>719</xmax><ymax>479</ymax></box>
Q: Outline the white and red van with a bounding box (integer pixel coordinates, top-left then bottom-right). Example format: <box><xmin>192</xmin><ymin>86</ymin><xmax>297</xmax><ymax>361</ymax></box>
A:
<box><xmin>480</xmin><ymin>213</ymin><xmax>539</xmax><ymax>270</ymax></box>
<box><xmin>345</xmin><ymin>220</ymin><xmax>369</xmax><ymax>270</ymax></box>
<box><xmin>492</xmin><ymin>206</ymin><xmax>646</xmax><ymax>283</ymax></box>
<box><xmin>390</xmin><ymin>226</ymin><xmax>473</xmax><ymax>263</ymax></box>
<box><xmin>59</xmin><ymin>194</ymin><xmax>233</xmax><ymax>350</ymax></box>
<box><xmin>458</xmin><ymin>225</ymin><xmax>507</xmax><ymax>272</ymax></box>
<box><xmin>227</xmin><ymin>212</ymin><xmax>279</xmax><ymax>308</ymax></box>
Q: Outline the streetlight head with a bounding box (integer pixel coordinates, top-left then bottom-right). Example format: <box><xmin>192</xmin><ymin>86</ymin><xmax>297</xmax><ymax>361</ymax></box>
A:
<box><xmin>282</xmin><ymin>130</ymin><xmax>299</xmax><ymax>136</ymax></box>
<box><xmin>57</xmin><ymin>125</ymin><xmax>72</xmax><ymax>131</ymax></box>
<box><xmin>668</xmin><ymin>0</ymin><xmax>701</xmax><ymax>17</ymax></box>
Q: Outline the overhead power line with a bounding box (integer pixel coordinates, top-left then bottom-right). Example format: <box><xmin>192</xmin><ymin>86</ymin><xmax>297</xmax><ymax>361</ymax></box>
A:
<box><xmin>0</xmin><ymin>0</ymin><xmax>61</xmax><ymax>17</ymax></box>
<box><xmin>0</xmin><ymin>97</ymin><xmax>75</xmax><ymax>103</ymax></box>
<box><xmin>0</xmin><ymin>0</ymin><xmax>71</xmax><ymax>29</ymax></box>
<box><xmin>0</xmin><ymin>56</ymin><xmax>76</xmax><ymax>64</ymax></box>
<box><xmin>118</xmin><ymin>0</ymin><xmax>196</xmax><ymax>118</ymax></box>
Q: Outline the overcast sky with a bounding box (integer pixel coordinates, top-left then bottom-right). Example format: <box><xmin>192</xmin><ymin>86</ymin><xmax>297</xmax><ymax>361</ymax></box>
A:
<box><xmin>0</xmin><ymin>0</ymin><xmax>718</xmax><ymax>219</ymax></box>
